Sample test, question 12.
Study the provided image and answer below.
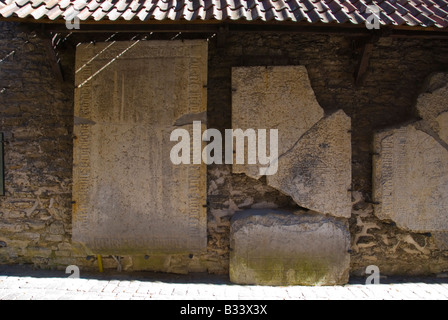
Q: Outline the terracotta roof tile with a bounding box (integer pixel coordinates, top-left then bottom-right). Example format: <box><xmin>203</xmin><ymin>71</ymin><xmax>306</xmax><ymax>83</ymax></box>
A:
<box><xmin>77</xmin><ymin>6</ymin><xmax>93</xmax><ymax>18</ymax></box>
<box><xmin>0</xmin><ymin>0</ymin><xmax>446</xmax><ymax>28</ymax></box>
<box><xmin>16</xmin><ymin>2</ymin><xmax>35</xmax><ymax>17</ymax></box>
<box><xmin>46</xmin><ymin>4</ymin><xmax>63</xmax><ymax>18</ymax></box>
<box><xmin>30</xmin><ymin>3</ymin><xmax>48</xmax><ymax>17</ymax></box>
<box><xmin>58</xmin><ymin>0</ymin><xmax>71</xmax><ymax>9</ymax></box>
<box><xmin>340</xmin><ymin>0</ymin><xmax>358</xmax><ymax>13</ymax></box>
<box><xmin>0</xmin><ymin>2</ymin><xmax>19</xmax><ymax>16</ymax></box>
<box><xmin>43</xmin><ymin>0</ymin><xmax>58</xmax><ymax>9</ymax></box>
<box><xmin>86</xmin><ymin>0</ymin><xmax>100</xmax><ymax>10</ymax></box>
<box><xmin>30</xmin><ymin>0</ymin><xmax>45</xmax><ymax>7</ymax></box>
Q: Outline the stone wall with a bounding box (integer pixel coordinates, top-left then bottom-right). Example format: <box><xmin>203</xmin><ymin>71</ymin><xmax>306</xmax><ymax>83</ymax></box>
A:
<box><xmin>207</xmin><ymin>32</ymin><xmax>448</xmax><ymax>277</ymax></box>
<box><xmin>0</xmin><ymin>22</ymin><xmax>78</xmax><ymax>268</ymax></box>
<box><xmin>0</xmin><ymin>21</ymin><xmax>448</xmax><ymax>277</ymax></box>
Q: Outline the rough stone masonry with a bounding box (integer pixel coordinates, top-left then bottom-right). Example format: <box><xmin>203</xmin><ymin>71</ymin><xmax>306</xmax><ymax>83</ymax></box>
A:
<box><xmin>1</xmin><ymin>21</ymin><xmax>448</xmax><ymax>280</ymax></box>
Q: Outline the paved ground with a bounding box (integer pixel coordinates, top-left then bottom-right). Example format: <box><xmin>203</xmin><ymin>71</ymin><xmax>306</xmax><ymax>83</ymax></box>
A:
<box><xmin>0</xmin><ymin>265</ymin><xmax>448</xmax><ymax>301</ymax></box>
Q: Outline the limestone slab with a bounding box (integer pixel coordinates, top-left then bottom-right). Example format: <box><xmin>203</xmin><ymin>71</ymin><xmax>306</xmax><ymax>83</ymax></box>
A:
<box><xmin>436</xmin><ymin>112</ymin><xmax>448</xmax><ymax>144</ymax></box>
<box><xmin>433</xmin><ymin>232</ymin><xmax>448</xmax><ymax>250</ymax></box>
<box><xmin>231</xmin><ymin>65</ymin><xmax>324</xmax><ymax>179</ymax></box>
<box><xmin>373</xmin><ymin>124</ymin><xmax>448</xmax><ymax>232</ymax></box>
<box><xmin>72</xmin><ymin>41</ymin><xmax>208</xmax><ymax>255</ymax></box>
<box><xmin>267</xmin><ymin>110</ymin><xmax>352</xmax><ymax>218</ymax></box>
<box><xmin>230</xmin><ymin>209</ymin><xmax>350</xmax><ymax>286</ymax></box>
<box><xmin>416</xmin><ymin>72</ymin><xmax>448</xmax><ymax>145</ymax></box>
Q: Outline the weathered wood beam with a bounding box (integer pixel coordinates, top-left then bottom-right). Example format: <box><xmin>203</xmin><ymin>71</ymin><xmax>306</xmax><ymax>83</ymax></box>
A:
<box><xmin>354</xmin><ymin>38</ymin><xmax>376</xmax><ymax>86</ymax></box>
<box><xmin>217</xmin><ymin>24</ymin><xmax>229</xmax><ymax>48</ymax></box>
<box><xmin>32</xmin><ymin>22</ymin><xmax>448</xmax><ymax>39</ymax></box>
<box><xmin>43</xmin><ymin>34</ymin><xmax>64</xmax><ymax>83</ymax></box>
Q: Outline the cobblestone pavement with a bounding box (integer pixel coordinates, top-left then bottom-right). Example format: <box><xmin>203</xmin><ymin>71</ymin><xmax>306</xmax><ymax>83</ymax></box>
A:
<box><xmin>0</xmin><ymin>266</ymin><xmax>448</xmax><ymax>300</ymax></box>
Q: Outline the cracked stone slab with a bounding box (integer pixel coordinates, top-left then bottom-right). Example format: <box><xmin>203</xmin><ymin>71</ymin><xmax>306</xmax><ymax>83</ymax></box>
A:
<box><xmin>231</xmin><ymin>65</ymin><xmax>324</xmax><ymax>180</ymax></box>
<box><xmin>373</xmin><ymin>123</ymin><xmax>448</xmax><ymax>232</ymax></box>
<box><xmin>416</xmin><ymin>72</ymin><xmax>448</xmax><ymax>145</ymax></box>
<box><xmin>229</xmin><ymin>209</ymin><xmax>350</xmax><ymax>286</ymax></box>
<box><xmin>267</xmin><ymin>110</ymin><xmax>352</xmax><ymax>218</ymax></box>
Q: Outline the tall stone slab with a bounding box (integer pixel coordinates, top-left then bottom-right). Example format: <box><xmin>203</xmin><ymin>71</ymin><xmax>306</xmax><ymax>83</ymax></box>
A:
<box><xmin>267</xmin><ymin>110</ymin><xmax>352</xmax><ymax>218</ymax></box>
<box><xmin>230</xmin><ymin>209</ymin><xmax>350</xmax><ymax>286</ymax></box>
<box><xmin>231</xmin><ymin>66</ymin><xmax>324</xmax><ymax>180</ymax></box>
<box><xmin>373</xmin><ymin>124</ymin><xmax>448</xmax><ymax>232</ymax></box>
<box><xmin>73</xmin><ymin>41</ymin><xmax>208</xmax><ymax>255</ymax></box>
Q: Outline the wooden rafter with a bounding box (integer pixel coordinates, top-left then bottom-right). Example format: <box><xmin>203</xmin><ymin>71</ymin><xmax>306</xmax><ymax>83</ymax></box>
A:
<box><xmin>354</xmin><ymin>36</ymin><xmax>379</xmax><ymax>86</ymax></box>
<box><xmin>43</xmin><ymin>34</ymin><xmax>64</xmax><ymax>83</ymax></box>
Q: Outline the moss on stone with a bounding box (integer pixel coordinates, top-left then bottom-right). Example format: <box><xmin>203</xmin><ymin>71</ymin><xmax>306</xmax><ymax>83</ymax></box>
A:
<box><xmin>230</xmin><ymin>254</ymin><xmax>333</xmax><ymax>286</ymax></box>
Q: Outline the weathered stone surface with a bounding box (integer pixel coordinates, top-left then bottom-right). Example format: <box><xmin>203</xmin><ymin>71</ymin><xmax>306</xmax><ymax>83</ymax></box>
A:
<box><xmin>230</xmin><ymin>209</ymin><xmax>350</xmax><ymax>286</ymax></box>
<box><xmin>2</xmin><ymin>19</ymin><xmax>448</xmax><ymax>275</ymax></box>
<box><xmin>373</xmin><ymin>124</ymin><xmax>448</xmax><ymax>232</ymax></box>
<box><xmin>437</xmin><ymin>112</ymin><xmax>448</xmax><ymax>144</ymax></box>
<box><xmin>231</xmin><ymin>65</ymin><xmax>324</xmax><ymax>179</ymax></box>
<box><xmin>433</xmin><ymin>232</ymin><xmax>448</xmax><ymax>250</ymax></box>
<box><xmin>416</xmin><ymin>72</ymin><xmax>448</xmax><ymax>145</ymax></box>
<box><xmin>267</xmin><ymin>110</ymin><xmax>352</xmax><ymax>218</ymax></box>
<box><xmin>73</xmin><ymin>41</ymin><xmax>208</xmax><ymax>255</ymax></box>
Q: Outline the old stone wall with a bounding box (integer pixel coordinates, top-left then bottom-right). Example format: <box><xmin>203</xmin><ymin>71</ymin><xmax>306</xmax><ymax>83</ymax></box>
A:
<box><xmin>0</xmin><ymin>21</ymin><xmax>448</xmax><ymax>277</ymax></box>
<box><xmin>0</xmin><ymin>22</ymin><xmax>78</xmax><ymax>268</ymax></box>
<box><xmin>207</xmin><ymin>32</ymin><xmax>448</xmax><ymax>277</ymax></box>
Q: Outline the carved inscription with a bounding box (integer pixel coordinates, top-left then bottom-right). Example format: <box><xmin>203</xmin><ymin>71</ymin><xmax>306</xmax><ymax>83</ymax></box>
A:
<box><xmin>373</xmin><ymin>124</ymin><xmax>448</xmax><ymax>232</ymax></box>
<box><xmin>232</xmin><ymin>66</ymin><xmax>324</xmax><ymax>180</ymax></box>
<box><xmin>230</xmin><ymin>210</ymin><xmax>351</xmax><ymax>286</ymax></box>
<box><xmin>267</xmin><ymin>110</ymin><xmax>352</xmax><ymax>218</ymax></box>
<box><xmin>73</xmin><ymin>48</ymin><xmax>94</xmax><ymax>232</ymax></box>
<box><xmin>231</xmin><ymin>66</ymin><xmax>351</xmax><ymax>218</ymax></box>
<box><xmin>73</xmin><ymin>41</ymin><xmax>208</xmax><ymax>254</ymax></box>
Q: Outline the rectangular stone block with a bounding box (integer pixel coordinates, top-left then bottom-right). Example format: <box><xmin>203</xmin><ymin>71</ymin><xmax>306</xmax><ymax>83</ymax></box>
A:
<box><xmin>72</xmin><ymin>41</ymin><xmax>208</xmax><ymax>255</ymax></box>
<box><xmin>230</xmin><ymin>209</ymin><xmax>350</xmax><ymax>286</ymax></box>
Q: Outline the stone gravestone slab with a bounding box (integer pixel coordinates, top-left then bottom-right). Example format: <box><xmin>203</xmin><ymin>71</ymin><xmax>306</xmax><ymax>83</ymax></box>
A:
<box><xmin>433</xmin><ymin>232</ymin><xmax>448</xmax><ymax>250</ymax></box>
<box><xmin>73</xmin><ymin>41</ymin><xmax>208</xmax><ymax>255</ymax></box>
<box><xmin>230</xmin><ymin>209</ymin><xmax>350</xmax><ymax>286</ymax></box>
<box><xmin>231</xmin><ymin>66</ymin><xmax>324</xmax><ymax>180</ymax></box>
<box><xmin>373</xmin><ymin>124</ymin><xmax>448</xmax><ymax>232</ymax></box>
<box><xmin>267</xmin><ymin>110</ymin><xmax>352</xmax><ymax>218</ymax></box>
<box><xmin>232</xmin><ymin>66</ymin><xmax>351</xmax><ymax>217</ymax></box>
<box><xmin>416</xmin><ymin>72</ymin><xmax>448</xmax><ymax>145</ymax></box>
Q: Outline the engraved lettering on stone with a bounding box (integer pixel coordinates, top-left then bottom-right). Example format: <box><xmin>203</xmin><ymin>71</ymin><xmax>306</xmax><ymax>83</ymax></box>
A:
<box><xmin>231</xmin><ymin>66</ymin><xmax>351</xmax><ymax>218</ymax></box>
<box><xmin>373</xmin><ymin>124</ymin><xmax>448</xmax><ymax>232</ymax></box>
<box><xmin>230</xmin><ymin>209</ymin><xmax>350</xmax><ymax>286</ymax></box>
<box><xmin>232</xmin><ymin>66</ymin><xmax>324</xmax><ymax>180</ymax></box>
<box><xmin>73</xmin><ymin>41</ymin><xmax>208</xmax><ymax>255</ymax></box>
<box><xmin>267</xmin><ymin>110</ymin><xmax>352</xmax><ymax>218</ymax></box>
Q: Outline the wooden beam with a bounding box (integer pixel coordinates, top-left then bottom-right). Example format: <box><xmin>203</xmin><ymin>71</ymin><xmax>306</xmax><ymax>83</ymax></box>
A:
<box><xmin>43</xmin><ymin>34</ymin><xmax>64</xmax><ymax>83</ymax></box>
<box><xmin>354</xmin><ymin>39</ymin><xmax>375</xmax><ymax>86</ymax></box>
<box><xmin>217</xmin><ymin>24</ymin><xmax>229</xmax><ymax>48</ymax></box>
<box><xmin>34</xmin><ymin>22</ymin><xmax>448</xmax><ymax>38</ymax></box>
